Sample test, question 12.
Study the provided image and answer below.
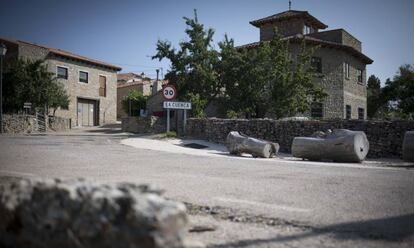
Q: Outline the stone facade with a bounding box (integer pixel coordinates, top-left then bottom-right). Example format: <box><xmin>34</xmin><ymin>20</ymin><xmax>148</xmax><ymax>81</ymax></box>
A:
<box><xmin>0</xmin><ymin>38</ymin><xmax>121</xmax><ymax>126</ymax></box>
<box><xmin>242</xmin><ymin>10</ymin><xmax>373</xmax><ymax>120</ymax></box>
<box><xmin>186</xmin><ymin>118</ymin><xmax>414</xmax><ymax>159</ymax></box>
<box><xmin>48</xmin><ymin>57</ymin><xmax>118</xmax><ymax>125</ymax></box>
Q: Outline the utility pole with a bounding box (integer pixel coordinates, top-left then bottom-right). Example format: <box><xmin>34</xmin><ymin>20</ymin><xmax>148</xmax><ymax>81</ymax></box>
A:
<box><xmin>155</xmin><ymin>68</ymin><xmax>160</xmax><ymax>95</ymax></box>
<box><xmin>289</xmin><ymin>0</ymin><xmax>292</xmax><ymax>10</ymax></box>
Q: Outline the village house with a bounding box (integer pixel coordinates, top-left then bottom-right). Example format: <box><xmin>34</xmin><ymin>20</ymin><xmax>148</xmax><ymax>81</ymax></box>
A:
<box><xmin>116</xmin><ymin>72</ymin><xmax>166</xmax><ymax>119</ymax></box>
<box><xmin>239</xmin><ymin>10</ymin><xmax>373</xmax><ymax>119</ymax></box>
<box><xmin>0</xmin><ymin>37</ymin><xmax>121</xmax><ymax>127</ymax></box>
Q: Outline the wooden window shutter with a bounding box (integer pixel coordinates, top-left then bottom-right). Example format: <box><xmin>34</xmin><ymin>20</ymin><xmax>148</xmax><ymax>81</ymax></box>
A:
<box><xmin>99</xmin><ymin>75</ymin><xmax>106</xmax><ymax>97</ymax></box>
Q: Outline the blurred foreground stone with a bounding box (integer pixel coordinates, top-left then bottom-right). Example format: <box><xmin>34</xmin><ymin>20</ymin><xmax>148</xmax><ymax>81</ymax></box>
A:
<box><xmin>0</xmin><ymin>178</ymin><xmax>190</xmax><ymax>248</ymax></box>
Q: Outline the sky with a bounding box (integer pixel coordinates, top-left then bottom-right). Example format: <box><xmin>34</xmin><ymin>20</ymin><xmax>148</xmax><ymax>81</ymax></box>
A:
<box><xmin>0</xmin><ymin>0</ymin><xmax>413</xmax><ymax>83</ymax></box>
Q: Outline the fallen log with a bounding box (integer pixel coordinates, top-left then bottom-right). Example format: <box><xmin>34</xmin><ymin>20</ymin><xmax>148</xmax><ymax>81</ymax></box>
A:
<box><xmin>226</xmin><ymin>131</ymin><xmax>279</xmax><ymax>158</ymax></box>
<box><xmin>291</xmin><ymin>129</ymin><xmax>369</xmax><ymax>163</ymax></box>
<box><xmin>403</xmin><ymin>131</ymin><xmax>414</xmax><ymax>162</ymax></box>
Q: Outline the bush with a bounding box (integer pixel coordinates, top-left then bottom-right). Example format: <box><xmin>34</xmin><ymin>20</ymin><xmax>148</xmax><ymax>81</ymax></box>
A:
<box><xmin>122</xmin><ymin>90</ymin><xmax>148</xmax><ymax>116</ymax></box>
<box><xmin>160</xmin><ymin>131</ymin><xmax>177</xmax><ymax>139</ymax></box>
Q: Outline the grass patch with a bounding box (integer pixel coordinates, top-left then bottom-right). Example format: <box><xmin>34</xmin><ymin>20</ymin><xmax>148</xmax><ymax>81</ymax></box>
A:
<box><xmin>160</xmin><ymin>131</ymin><xmax>177</xmax><ymax>139</ymax></box>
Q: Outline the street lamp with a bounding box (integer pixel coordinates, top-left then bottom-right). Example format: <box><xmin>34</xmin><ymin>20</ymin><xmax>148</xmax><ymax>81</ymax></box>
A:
<box><xmin>0</xmin><ymin>43</ymin><xmax>7</xmax><ymax>133</ymax></box>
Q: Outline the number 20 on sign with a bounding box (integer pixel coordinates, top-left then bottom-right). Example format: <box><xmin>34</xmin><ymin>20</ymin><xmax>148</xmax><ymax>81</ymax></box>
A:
<box><xmin>162</xmin><ymin>85</ymin><xmax>177</xmax><ymax>100</ymax></box>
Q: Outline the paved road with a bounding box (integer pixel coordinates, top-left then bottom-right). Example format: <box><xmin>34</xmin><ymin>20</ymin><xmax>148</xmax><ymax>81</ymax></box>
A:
<box><xmin>0</xmin><ymin>131</ymin><xmax>413</xmax><ymax>247</ymax></box>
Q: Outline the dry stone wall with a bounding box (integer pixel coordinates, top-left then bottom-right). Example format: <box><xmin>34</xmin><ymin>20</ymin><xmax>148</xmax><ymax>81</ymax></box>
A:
<box><xmin>186</xmin><ymin>118</ymin><xmax>414</xmax><ymax>158</ymax></box>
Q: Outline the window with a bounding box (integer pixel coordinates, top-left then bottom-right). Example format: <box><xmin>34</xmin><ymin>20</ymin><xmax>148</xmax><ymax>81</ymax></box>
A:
<box><xmin>357</xmin><ymin>69</ymin><xmax>363</xmax><ymax>83</ymax></box>
<box><xmin>358</xmin><ymin>108</ymin><xmax>364</xmax><ymax>120</ymax></box>
<box><xmin>344</xmin><ymin>62</ymin><xmax>350</xmax><ymax>79</ymax></box>
<box><xmin>99</xmin><ymin>75</ymin><xmax>106</xmax><ymax>97</ymax></box>
<box><xmin>303</xmin><ymin>24</ymin><xmax>311</xmax><ymax>35</ymax></box>
<box><xmin>311</xmin><ymin>57</ymin><xmax>322</xmax><ymax>73</ymax></box>
<box><xmin>79</xmin><ymin>71</ymin><xmax>88</xmax><ymax>83</ymax></box>
<box><xmin>57</xmin><ymin>66</ymin><xmax>68</xmax><ymax>79</ymax></box>
<box><xmin>311</xmin><ymin>102</ymin><xmax>323</xmax><ymax>118</ymax></box>
<box><xmin>346</xmin><ymin>105</ymin><xmax>351</xmax><ymax>119</ymax></box>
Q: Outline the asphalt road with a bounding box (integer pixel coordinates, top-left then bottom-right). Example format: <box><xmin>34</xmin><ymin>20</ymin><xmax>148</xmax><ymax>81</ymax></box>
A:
<box><xmin>0</xmin><ymin>131</ymin><xmax>413</xmax><ymax>247</ymax></box>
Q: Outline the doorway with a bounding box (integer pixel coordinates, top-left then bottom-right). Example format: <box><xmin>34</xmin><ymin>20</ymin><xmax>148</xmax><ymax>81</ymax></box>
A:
<box><xmin>77</xmin><ymin>98</ymin><xmax>98</xmax><ymax>126</ymax></box>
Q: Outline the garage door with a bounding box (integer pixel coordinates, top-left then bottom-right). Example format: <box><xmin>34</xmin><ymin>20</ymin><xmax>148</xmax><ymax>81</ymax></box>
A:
<box><xmin>77</xmin><ymin>99</ymin><xmax>97</xmax><ymax>126</ymax></box>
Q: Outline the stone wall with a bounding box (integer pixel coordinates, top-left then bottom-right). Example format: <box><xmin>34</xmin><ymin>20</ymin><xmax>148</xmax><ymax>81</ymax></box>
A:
<box><xmin>308</xmin><ymin>29</ymin><xmax>362</xmax><ymax>52</ymax></box>
<box><xmin>186</xmin><ymin>118</ymin><xmax>414</xmax><ymax>158</ymax></box>
<box><xmin>2</xmin><ymin>114</ymin><xmax>37</xmax><ymax>134</ymax></box>
<box><xmin>122</xmin><ymin>116</ymin><xmax>165</xmax><ymax>134</ymax></box>
<box><xmin>48</xmin><ymin>116</ymin><xmax>71</xmax><ymax>131</ymax></box>
<box><xmin>2</xmin><ymin>114</ymin><xmax>71</xmax><ymax>134</ymax></box>
<box><xmin>260</xmin><ymin>19</ymin><xmax>304</xmax><ymax>41</ymax></box>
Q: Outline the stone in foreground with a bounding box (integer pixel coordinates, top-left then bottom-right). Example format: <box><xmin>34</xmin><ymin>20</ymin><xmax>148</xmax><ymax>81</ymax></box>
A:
<box><xmin>291</xmin><ymin>129</ymin><xmax>369</xmax><ymax>163</ymax></box>
<box><xmin>226</xmin><ymin>131</ymin><xmax>279</xmax><ymax>158</ymax></box>
<box><xmin>0</xmin><ymin>178</ymin><xmax>189</xmax><ymax>248</ymax></box>
<box><xmin>403</xmin><ymin>131</ymin><xmax>414</xmax><ymax>162</ymax></box>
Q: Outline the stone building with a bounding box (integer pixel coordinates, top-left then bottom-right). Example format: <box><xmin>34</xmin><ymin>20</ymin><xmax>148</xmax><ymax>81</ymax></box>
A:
<box><xmin>0</xmin><ymin>37</ymin><xmax>121</xmax><ymax>126</ymax></box>
<box><xmin>116</xmin><ymin>73</ymin><xmax>166</xmax><ymax>119</ymax></box>
<box><xmin>239</xmin><ymin>10</ymin><xmax>373</xmax><ymax>119</ymax></box>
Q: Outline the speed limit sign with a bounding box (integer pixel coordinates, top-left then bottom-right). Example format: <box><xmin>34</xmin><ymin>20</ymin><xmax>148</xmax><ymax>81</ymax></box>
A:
<box><xmin>162</xmin><ymin>85</ymin><xmax>177</xmax><ymax>100</ymax></box>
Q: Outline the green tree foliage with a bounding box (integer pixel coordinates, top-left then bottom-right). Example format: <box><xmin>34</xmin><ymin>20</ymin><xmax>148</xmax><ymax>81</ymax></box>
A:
<box><xmin>121</xmin><ymin>90</ymin><xmax>148</xmax><ymax>116</ymax></box>
<box><xmin>153</xmin><ymin>11</ymin><xmax>325</xmax><ymax>119</ymax></box>
<box><xmin>218</xmin><ymin>31</ymin><xmax>326</xmax><ymax>118</ymax></box>
<box><xmin>367</xmin><ymin>75</ymin><xmax>383</xmax><ymax>118</ymax></box>
<box><xmin>382</xmin><ymin>64</ymin><xmax>414</xmax><ymax>118</ymax></box>
<box><xmin>152</xmin><ymin>10</ymin><xmax>220</xmax><ymax>117</ymax></box>
<box><xmin>3</xmin><ymin>59</ymin><xmax>69</xmax><ymax>115</ymax></box>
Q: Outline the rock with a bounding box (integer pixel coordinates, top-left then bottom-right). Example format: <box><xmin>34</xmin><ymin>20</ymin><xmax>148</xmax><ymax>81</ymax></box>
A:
<box><xmin>0</xmin><ymin>178</ymin><xmax>190</xmax><ymax>248</ymax></box>
<box><xmin>403</xmin><ymin>131</ymin><xmax>414</xmax><ymax>162</ymax></box>
<box><xmin>292</xmin><ymin>129</ymin><xmax>369</xmax><ymax>163</ymax></box>
<box><xmin>226</xmin><ymin>131</ymin><xmax>279</xmax><ymax>158</ymax></box>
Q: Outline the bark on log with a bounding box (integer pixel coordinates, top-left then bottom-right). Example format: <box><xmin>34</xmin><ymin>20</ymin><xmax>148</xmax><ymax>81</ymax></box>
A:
<box><xmin>291</xmin><ymin>129</ymin><xmax>369</xmax><ymax>163</ymax></box>
<box><xmin>226</xmin><ymin>131</ymin><xmax>279</xmax><ymax>158</ymax></box>
<box><xmin>403</xmin><ymin>131</ymin><xmax>414</xmax><ymax>162</ymax></box>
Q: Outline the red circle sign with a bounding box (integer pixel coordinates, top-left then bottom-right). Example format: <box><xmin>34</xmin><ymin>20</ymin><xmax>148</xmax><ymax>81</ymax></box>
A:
<box><xmin>162</xmin><ymin>85</ymin><xmax>177</xmax><ymax>100</ymax></box>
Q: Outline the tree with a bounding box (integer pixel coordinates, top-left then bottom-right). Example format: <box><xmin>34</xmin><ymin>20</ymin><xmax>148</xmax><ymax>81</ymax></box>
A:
<box><xmin>3</xmin><ymin>59</ymin><xmax>69</xmax><ymax>115</ymax></box>
<box><xmin>367</xmin><ymin>75</ymin><xmax>382</xmax><ymax>118</ymax></box>
<box><xmin>218</xmin><ymin>30</ymin><xmax>326</xmax><ymax>118</ymax></box>
<box><xmin>153</xmin><ymin>11</ymin><xmax>325</xmax><ymax>119</ymax></box>
<box><xmin>383</xmin><ymin>65</ymin><xmax>414</xmax><ymax>117</ymax></box>
<box><xmin>152</xmin><ymin>10</ymin><xmax>220</xmax><ymax>117</ymax></box>
<box><xmin>121</xmin><ymin>90</ymin><xmax>148</xmax><ymax>116</ymax></box>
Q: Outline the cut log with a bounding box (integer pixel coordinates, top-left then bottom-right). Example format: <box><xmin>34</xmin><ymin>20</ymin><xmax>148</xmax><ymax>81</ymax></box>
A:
<box><xmin>403</xmin><ymin>131</ymin><xmax>414</xmax><ymax>162</ymax></box>
<box><xmin>291</xmin><ymin>129</ymin><xmax>369</xmax><ymax>163</ymax></box>
<box><xmin>226</xmin><ymin>131</ymin><xmax>279</xmax><ymax>158</ymax></box>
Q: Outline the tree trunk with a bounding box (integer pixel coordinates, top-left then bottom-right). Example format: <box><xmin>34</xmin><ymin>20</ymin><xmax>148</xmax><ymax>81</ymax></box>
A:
<box><xmin>291</xmin><ymin>129</ymin><xmax>369</xmax><ymax>163</ymax></box>
<box><xmin>403</xmin><ymin>131</ymin><xmax>414</xmax><ymax>162</ymax></box>
<box><xmin>226</xmin><ymin>131</ymin><xmax>279</xmax><ymax>158</ymax></box>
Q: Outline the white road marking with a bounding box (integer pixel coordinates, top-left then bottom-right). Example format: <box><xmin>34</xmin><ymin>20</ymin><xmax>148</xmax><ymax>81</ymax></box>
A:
<box><xmin>214</xmin><ymin>197</ymin><xmax>311</xmax><ymax>213</ymax></box>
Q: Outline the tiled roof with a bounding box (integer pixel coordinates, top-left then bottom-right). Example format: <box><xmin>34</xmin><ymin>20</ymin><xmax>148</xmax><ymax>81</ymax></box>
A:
<box><xmin>117</xmin><ymin>79</ymin><xmax>168</xmax><ymax>89</ymax></box>
<box><xmin>117</xmin><ymin>73</ymin><xmax>142</xmax><ymax>82</ymax></box>
<box><xmin>0</xmin><ymin>37</ymin><xmax>122</xmax><ymax>71</ymax></box>
<box><xmin>250</xmin><ymin>10</ymin><xmax>328</xmax><ymax>29</ymax></box>
<box><xmin>236</xmin><ymin>34</ymin><xmax>373</xmax><ymax>64</ymax></box>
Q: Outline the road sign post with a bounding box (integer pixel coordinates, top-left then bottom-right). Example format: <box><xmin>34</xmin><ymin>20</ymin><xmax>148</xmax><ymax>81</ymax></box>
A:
<box><xmin>163</xmin><ymin>101</ymin><xmax>192</xmax><ymax>133</ymax></box>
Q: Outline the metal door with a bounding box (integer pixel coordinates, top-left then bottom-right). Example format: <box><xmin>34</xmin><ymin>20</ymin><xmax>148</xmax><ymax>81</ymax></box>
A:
<box><xmin>78</xmin><ymin>99</ymin><xmax>96</xmax><ymax>126</ymax></box>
